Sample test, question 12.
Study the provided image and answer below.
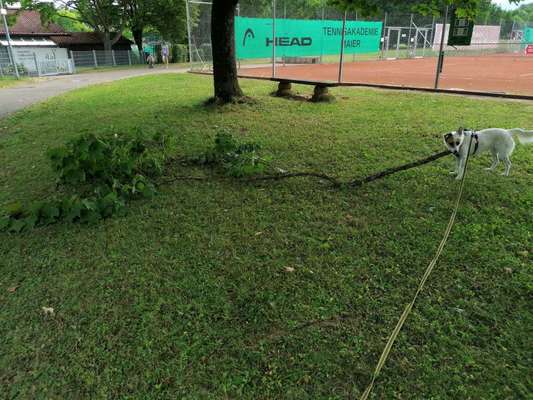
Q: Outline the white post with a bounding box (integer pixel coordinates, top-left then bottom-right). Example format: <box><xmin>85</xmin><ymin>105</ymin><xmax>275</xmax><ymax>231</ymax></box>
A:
<box><xmin>338</xmin><ymin>10</ymin><xmax>347</xmax><ymax>83</ymax></box>
<box><xmin>93</xmin><ymin>50</ymin><xmax>98</xmax><ymax>67</ymax></box>
<box><xmin>112</xmin><ymin>50</ymin><xmax>116</xmax><ymax>66</ymax></box>
<box><xmin>185</xmin><ymin>0</ymin><xmax>194</xmax><ymax>68</ymax></box>
<box><xmin>272</xmin><ymin>0</ymin><xmax>276</xmax><ymax>77</ymax></box>
<box><xmin>0</xmin><ymin>0</ymin><xmax>20</xmax><ymax>79</ymax></box>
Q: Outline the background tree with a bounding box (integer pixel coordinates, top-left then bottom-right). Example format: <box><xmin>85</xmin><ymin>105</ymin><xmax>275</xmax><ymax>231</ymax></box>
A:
<box><xmin>17</xmin><ymin>0</ymin><xmax>128</xmax><ymax>52</ymax></box>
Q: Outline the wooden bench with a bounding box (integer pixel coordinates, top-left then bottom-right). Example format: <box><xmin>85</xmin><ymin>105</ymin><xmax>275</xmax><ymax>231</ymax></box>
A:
<box><xmin>238</xmin><ymin>74</ymin><xmax>339</xmax><ymax>102</ymax></box>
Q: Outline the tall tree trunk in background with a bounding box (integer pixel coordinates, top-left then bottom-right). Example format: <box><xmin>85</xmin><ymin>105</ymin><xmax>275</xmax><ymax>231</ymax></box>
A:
<box><xmin>103</xmin><ymin>31</ymin><xmax>113</xmax><ymax>52</ymax></box>
<box><xmin>211</xmin><ymin>0</ymin><xmax>243</xmax><ymax>102</ymax></box>
<box><xmin>132</xmin><ymin>27</ymin><xmax>144</xmax><ymax>58</ymax></box>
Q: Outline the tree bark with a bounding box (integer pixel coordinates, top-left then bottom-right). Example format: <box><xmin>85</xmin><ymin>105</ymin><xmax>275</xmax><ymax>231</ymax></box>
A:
<box><xmin>132</xmin><ymin>27</ymin><xmax>144</xmax><ymax>58</ymax></box>
<box><xmin>102</xmin><ymin>31</ymin><xmax>113</xmax><ymax>65</ymax></box>
<box><xmin>211</xmin><ymin>0</ymin><xmax>243</xmax><ymax>102</ymax></box>
<box><xmin>103</xmin><ymin>31</ymin><xmax>113</xmax><ymax>52</ymax></box>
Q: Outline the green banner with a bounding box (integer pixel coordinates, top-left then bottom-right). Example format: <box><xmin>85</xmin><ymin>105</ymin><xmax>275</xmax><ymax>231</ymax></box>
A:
<box><xmin>235</xmin><ymin>17</ymin><xmax>383</xmax><ymax>59</ymax></box>
<box><xmin>524</xmin><ymin>27</ymin><xmax>533</xmax><ymax>43</ymax></box>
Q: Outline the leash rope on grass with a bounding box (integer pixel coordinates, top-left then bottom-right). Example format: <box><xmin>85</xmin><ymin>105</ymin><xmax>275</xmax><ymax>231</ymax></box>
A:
<box><xmin>358</xmin><ymin>135</ymin><xmax>475</xmax><ymax>400</ymax></box>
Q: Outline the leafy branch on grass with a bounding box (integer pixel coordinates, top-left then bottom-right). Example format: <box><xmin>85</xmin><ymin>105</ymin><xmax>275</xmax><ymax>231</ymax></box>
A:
<box><xmin>1</xmin><ymin>133</ymin><xmax>168</xmax><ymax>233</ymax></box>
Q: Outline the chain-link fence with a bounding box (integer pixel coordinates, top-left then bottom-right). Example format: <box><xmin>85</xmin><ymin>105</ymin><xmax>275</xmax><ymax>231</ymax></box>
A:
<box><xmin>70</xmin><ymin>50</ymin><xmax>144</xmax><ymax>69</ymax></box>
<box><xmin>187</xmin><ymin>0</ymin><xmax>533</xmax><ymax>96</ymax></box>
<box><xmin>0</xmin><ymin>46</ymin><xmax>75</xmax><ymax>78</ymax></box>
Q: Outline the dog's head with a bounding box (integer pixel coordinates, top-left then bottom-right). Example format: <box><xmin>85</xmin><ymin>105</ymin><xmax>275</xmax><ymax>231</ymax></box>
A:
<box><xmin>443</xmin><ymin>127</ymin><xmax>466</xmax><ymax>155</ymax></box>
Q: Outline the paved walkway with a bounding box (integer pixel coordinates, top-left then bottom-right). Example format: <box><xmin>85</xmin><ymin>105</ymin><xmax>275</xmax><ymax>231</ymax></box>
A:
<box><xmin>0</xmin><ymin>66</ymin><xmax>187</xmax><ymax>118</ymax></box>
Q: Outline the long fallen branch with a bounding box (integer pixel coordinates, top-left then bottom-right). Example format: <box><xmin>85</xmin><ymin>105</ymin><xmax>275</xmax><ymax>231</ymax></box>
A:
<box><xmin>165</xmin><ymin>150</ymin><xmax>451</xmax><ymax>188</ymax></box>
<box><xmin>348</xmin><ymin>150</ymin><xmax>451</xmax><ymax>187</ymax></box>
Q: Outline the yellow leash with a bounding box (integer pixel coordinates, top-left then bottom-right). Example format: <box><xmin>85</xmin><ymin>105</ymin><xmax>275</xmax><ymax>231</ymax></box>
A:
<box><xmin>359</xmin><ymin>133</ymin><xmax>475</xmax><ymax>400</ymax></box>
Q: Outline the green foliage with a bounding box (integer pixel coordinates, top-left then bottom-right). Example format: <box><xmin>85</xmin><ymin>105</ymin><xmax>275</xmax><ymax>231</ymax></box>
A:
<box><xmin>1</xmin><ymin>132</ymin><xmax>167</xmax><ymax>233</ymax></box>
<box><xmin>328</xmin><ymin>0</ymin><xmax>484</xmax><ymax>18</ymax></box>
<box><xmin>171</xmin><ymin>43</ymin><xmax>189</xmax><ymax>63</ymax></box>
<box><xmin>193</xmin><ymin>130</ymin><xmax>269</xmax><ymax>177</ymax></box>
<box><xmin>2</xmin><ymin>63</ymin><xmax>28</xmax><ymax>76</ymax></box>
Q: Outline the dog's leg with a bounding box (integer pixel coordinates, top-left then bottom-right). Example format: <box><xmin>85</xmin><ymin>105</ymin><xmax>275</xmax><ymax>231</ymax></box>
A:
<box><xmin>450</xmin><ymin>157</ymin><xmax>459</xmax><ymax>175</ymax></box>
<box><xmin>485</xmin><ymin>152</ymin><xmax>500</xmax><ymax>172</ymax></box>
<box><xmin>502</xmin><ymin>156</ymin><xmax>512</xmax><ymax>176</ymax></box>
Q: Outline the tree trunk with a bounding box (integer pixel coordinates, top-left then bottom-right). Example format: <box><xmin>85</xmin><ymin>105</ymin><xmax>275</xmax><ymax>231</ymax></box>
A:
<box><xmin>132</xmin><ymin>27</ymin><xmax>144</xmax><ymax>59</ymax></box>
<box><xmin>102</xmin><ymin>31</ymin><xmax>113</xmax><ymax>65</ymax></box>
<box><xmin>211</xmin><ymin>0</ymin><xmax>243</xmax><ymax>102</ymax></box>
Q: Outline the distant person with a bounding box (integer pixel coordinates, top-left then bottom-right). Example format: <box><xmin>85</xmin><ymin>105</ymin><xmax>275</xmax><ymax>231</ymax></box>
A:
<box><xmin>162</xmin><ymin>44</ymin><xmax>170</xmax><ymax>68</ymax></box>
<box><xmin>144</xmin><ymin>51</ymin><xmax>155</xmax><ymax>68</ymax></box>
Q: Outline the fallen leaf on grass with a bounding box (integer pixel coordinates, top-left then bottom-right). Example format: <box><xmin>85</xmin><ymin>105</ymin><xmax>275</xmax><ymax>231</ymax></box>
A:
<box><xmin>7</xmin><ymin>286</ymin><xmax>18</xmax><ymax>293</ymax></box>
<box><xmin>284</xmin><ymin>266</ymin><xmax>295</xmax><ymax>273</ymax></box>
<box><xmin>42</xmin><ymin>307</ymin><xmax>55</xmax><ymax>316</ymax></box>
<box><xmin>504</xmin><ymin>267</ymin><xmax>513</xmax><ymax>274</ymax></box>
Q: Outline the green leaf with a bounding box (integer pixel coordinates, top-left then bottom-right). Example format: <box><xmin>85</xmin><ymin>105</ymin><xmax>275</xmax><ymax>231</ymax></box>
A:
<box><xmin>0</xmin><ymin>217</ymin><xmax>10</xmax><ymax>231</ymax></box>
<box><xmin>8</xmin><ymin>219</ymin><xmax>27</xmax><ymax>233</ymax></box>
<box><xmin>5</xmin><ymin>202</ymin><xmax>24</xmax><ymax>218</ymax></box>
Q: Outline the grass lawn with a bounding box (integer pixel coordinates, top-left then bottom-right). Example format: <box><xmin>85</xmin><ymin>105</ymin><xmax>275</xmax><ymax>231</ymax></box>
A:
<box><xmin>0</xmin><ymin>74</ymin><xmax>531</xmax><ymax>399</ymax></box>
<box><xmin>0</xmin><ymin>76</ymin><xmax>29</xmax><ymax>89</ymax></box>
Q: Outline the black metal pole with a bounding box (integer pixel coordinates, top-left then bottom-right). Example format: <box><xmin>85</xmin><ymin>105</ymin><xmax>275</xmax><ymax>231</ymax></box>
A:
<box><xmin>434</xmin><ymin>6</ymin><xmax>449</xmax><ymax>89</ymax></box>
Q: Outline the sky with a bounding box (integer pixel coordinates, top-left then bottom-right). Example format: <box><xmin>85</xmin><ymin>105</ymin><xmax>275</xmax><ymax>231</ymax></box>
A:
<box><xmin>492</xmin><ymin>0</ymin><xmax>533</xmax><ymax>10</ymax></box>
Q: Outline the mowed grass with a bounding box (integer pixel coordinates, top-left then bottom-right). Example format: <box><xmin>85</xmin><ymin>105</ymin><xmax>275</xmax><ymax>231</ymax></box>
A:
<box><xmin>0</xmin><ymin>76</ymin><xmax>23</xmax><ymax>89</ymax></box>
<box><xmin>1</xmin><ymin>74</ymin><xmax>532</xmax><ymax>399</ymax></box>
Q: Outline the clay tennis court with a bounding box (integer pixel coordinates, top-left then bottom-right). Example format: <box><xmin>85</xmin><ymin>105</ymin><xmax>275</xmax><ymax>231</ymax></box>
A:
<box><xmin>239</xmin><ymin>54</ymin><xmax>533</xmax><ymax>96</ymax></box>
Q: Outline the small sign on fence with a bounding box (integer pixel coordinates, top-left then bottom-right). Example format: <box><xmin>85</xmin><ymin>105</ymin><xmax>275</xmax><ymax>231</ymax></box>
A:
<box><xmin>526</xmin><ymin>44</ymin><xmax>533</xmax><ymax>56</ymax></box>
<box><xmin>447</xmin><ymin>7</ymin><xmax>474</xmax><ymax>46</ymax></box>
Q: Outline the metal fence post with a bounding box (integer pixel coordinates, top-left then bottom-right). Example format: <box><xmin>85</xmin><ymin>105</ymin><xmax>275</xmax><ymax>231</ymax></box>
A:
<box><xmin>33</xmin><ymin>52</ymin><xmax>41</xmax><ymax>76</ymax></box>
<box><xmin>408</xmin><ymin>13</ymin><xmax>414</xmax><ymax>57</ymax></box>
<box><xmin>112</xmin><ymin>50</ymin><xmax>116</xmax><ymax>66</ymax></box>
<box><xmin>380</xmin><ymin>12</ymin><xmax>388</xmax><ymax>59</ymax></box>
<box><xmin>272</xmin><ymin>0</ymin><xmax>276</xmax><ymax>78</ymax></box>
<box><xmin>185</xmin><ymin>0</ymin><xmax>194</xmax><ymax>68</ymax></box>
<box><xmin>93</xmin><ymin>50</ymin><xmax>98</xmax><ymax>67</ymax></box>
<box><xmin>434</xmin><ymin>6</ymin><xmax>449</xmax><ymax>90</ymax></box>
<box><xmin>320</xmin><ymin>7</ymin><xmax>325</xmax><ymax>64</ymax></box>
<box><xmin>338</xmin><ymin>10</ymin><xmax>347</xmax><ymax>83</ymax></box>
<box><xmin>69</xmin><ymin>50</ymin><xmax>76</xmax><ymax>72</ymax></box>
<box><xmin>0</xmin><ymin>0</ymin><xmax>20</xmax><ymax>79</ymax></box>
<box><xmin>128</xmin><ymin>50</ymin><xmax>132</xmax><ymax>65</ymax></box>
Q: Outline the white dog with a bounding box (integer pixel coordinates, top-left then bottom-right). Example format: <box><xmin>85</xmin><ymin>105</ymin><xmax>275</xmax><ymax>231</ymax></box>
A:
<box><xmin>443</xmin><ymin>127</ymin><xmax>533</xmax><ymax>180</ymax></box>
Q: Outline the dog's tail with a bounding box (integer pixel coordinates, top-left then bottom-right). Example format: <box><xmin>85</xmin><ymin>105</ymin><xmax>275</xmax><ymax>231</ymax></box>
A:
<box><xmin>509</xmin><ymin>128</ymin><xmax>533</xmax><ymax>145</ymax></box>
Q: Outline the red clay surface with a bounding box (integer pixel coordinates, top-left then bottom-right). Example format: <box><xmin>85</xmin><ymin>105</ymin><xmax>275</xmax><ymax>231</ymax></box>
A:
<box><xmin>239</xmin><ymin>54</ymin><xmax>533</xmax><ymax>96</ymax></box>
